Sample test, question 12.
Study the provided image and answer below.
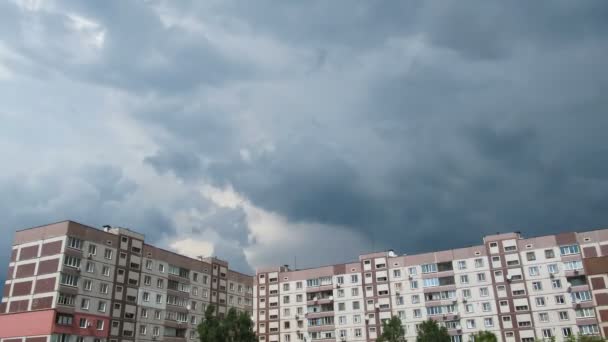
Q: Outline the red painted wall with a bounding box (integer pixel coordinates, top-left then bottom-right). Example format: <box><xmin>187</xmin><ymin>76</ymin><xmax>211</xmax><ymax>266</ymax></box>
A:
<box><xmin>53</xmin><ymin>312</ymin><xmax>110</xmax><ymax>338</ymax></box>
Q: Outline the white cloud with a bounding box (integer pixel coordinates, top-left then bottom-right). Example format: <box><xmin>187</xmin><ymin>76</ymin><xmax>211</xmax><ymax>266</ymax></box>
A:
<box><xmin>169</xmin><ymin>238</ymin><xmax>214</xmax><ymax>259</ymax></box>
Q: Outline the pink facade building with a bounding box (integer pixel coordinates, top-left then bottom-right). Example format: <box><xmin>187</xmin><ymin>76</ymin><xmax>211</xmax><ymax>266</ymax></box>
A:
<box><xmin>0</xmin><ymin>221</ymin><xmax>253</xmax><ymax>342</ymax></box>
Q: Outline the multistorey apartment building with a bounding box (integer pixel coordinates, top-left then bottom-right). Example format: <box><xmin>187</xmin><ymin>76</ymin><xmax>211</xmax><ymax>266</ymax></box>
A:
<box><xmin>0</xmin><ymin>221</ymin><xmax>253</xmax><ymax>342</ymax></box>
<box><xmin>254</xmin><ymin>229</ymin><xmax>608</xmax><ymax>342</ymax></box>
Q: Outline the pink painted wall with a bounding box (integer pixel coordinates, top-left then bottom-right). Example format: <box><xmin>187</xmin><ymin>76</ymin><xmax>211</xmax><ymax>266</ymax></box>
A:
<box><xmin>0</xmin><ymin>310</ymin><xmax>55</xmax><ymax>338</ymax></box>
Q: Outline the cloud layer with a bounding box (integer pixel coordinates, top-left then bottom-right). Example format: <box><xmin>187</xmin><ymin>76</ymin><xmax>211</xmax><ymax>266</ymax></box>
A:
<box><xmin>1</xmin><ymin>0</ymin><xmax>608</xmax><ymax>282</ymax></box>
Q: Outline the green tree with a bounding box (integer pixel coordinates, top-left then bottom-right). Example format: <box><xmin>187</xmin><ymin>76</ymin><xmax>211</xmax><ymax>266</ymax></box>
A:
<box><xmin>377</xmin><ymin>316</ymin><xmax>405</xmax><ymax>342</ymax></box>
<box><xmin>416</xmin><ymin>319</ymin><xmax>450</xmax><ymax>342</ymax></box>
<box><xmin>577</xmin><ymin>335</ymin><xmax>605</xmax><ymax>342</ymax></box>
<box><xmin>198</xmin><ymin>305</ymin><xmax>257</xmax><ymax>342</ymax></box>
<box><xmin>470</xmin><ymin>331</ymin><xmax>497</xmax><ymax>342</ymax></box>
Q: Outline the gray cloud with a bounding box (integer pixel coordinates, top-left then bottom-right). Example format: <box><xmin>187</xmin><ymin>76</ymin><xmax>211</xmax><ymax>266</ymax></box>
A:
<box><xmin>1</xmin><ymin>0</ymin><xmax>608</xmax><ymax>282</ymax></box>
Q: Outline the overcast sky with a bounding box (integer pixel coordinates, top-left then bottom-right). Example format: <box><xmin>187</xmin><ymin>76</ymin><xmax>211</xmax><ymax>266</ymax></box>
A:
<box><xmin>1</xmin><ymin>0</ymin><xmax>607</xmax><ymax>280</ymax></box>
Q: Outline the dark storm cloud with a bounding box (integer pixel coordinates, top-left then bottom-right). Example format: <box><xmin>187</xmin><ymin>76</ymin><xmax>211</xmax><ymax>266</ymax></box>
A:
<box><xmin>0</xmin><ymin>0</ymin><xmax>245</xmax><ymax>93</ymax></box>
<box><xmin>2</xmin><ymin>0</ymin><xmax>608</xmax><ymax>277</ymax></box>
<box><xmin>143</xmin><ymin>0</ymin><xmax>608</xmax><ymax>255</ymax></box>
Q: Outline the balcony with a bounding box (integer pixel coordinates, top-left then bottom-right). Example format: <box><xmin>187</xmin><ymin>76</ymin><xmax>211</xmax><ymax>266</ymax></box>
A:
<box><xmin>305</xmin><ymin>311</ymin><xmax>334</xmax><ymax>319</ymax></box>
<box><xmin>306</xmin><ymin>285</ymin><xmax>333</xmax><ymax>293</ymax></box>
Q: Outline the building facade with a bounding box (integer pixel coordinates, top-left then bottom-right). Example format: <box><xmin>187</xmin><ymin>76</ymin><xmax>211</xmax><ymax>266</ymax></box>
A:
<box><xmin>0</xmin><ymin>221</ymin><xmax>253</xmax><ymax>342</ymax></box>
<box><xmin>2</xmin><ymin>221</ymin><xmax>608</xmax><ymax>342</ymax></box>
<box><xmin>254</xmin><ymin>229</ymin><xmax>608</xmax><ymax>342</ymax></box>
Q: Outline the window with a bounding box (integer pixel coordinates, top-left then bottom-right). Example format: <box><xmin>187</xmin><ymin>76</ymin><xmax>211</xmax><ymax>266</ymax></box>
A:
<box><xmin>68</xmin><ymin>237</ymin><xmax>83</xmax><ymax>250</ymax></box>
<box><xmin>64</xmin><ymin>255</ymin><xmax>81</xmax><ymax>268</ymax></box>
<box><xmin>157</xmin><ymin>279</ymin><xmax>164</xmax><ymax>288</ymax></box>
<box><xmin>55</xmin><ymin>313</ymin><xmax>74</xmax><ymax>325</ymax></box>
<box><xmin>85</xmin><ymin>262</ymin><xmax>95</xmax><ymax>273</ymax></box>
<box><xmin>562</xmin><ymin>328</ymin><xmax>573</xmax><ymax>337</ymax></box>
<box><xmin>143</xmin><ymin>292</ymin><xmax>150</xmax><ymax>302</ymax></box>
<box><xmin>526</xmin><ymin>252</ymin><xmax>536</xmax><ymax>261</ymax></box>
<box><xmin>579</xmin><ymin>325</ymin><xmax>600</xmax><ymax>335</ymax></box>
<box><xmin>421</xmin><ymin>264</ymin><xmax>438</xmax><ymax>273</ymax></box>
<box><xmin>545</xmin><ymin>249</ymin><xmax>555</xmax><ymax>258</ymax></box>
<box><xmin>351</xmin><ymin>274</ymin><xmax>358</xmax><ymax>283</ymax></box>
<box><xmin>529</xmin><ymin>266</ymin><xmax>539</xmax><ymax>276</ymax></box>
<box><xmin>153</xmin><ymin>327</ymin><xmax>160</xmax><ymax>336</ymax></box>
<box><xmin>352</xmin><ymin>301</ymin><xmax>360</xmax><ymax>310</ymax></box>
<box><xmin>532</xmin><ymin>281</ymin><xmax>543</xmax><ymax>291</ymax></box>
<box><xmin>457</xmin><ymin>260</ymin><xmax>467</xmax><ymax>270</ymax></box>
<box><xmin>80</xmin><ymin>298</ymin><xmax>90</xmax><ymax>310</ymax></box>
<box><xmin>79</xmin><ymin>318</ymin><xmax>88</xmax><ymax>328</ymax></box>
<box><xmin>506</xmin><ymin>259</ymin><xmax>520</xmax><ymax>266</ymax></box>
<box><xmin>159</xmin><ymin>264</ymin><xmax>165</xmax><ymax>273</ymax></box>
<box><xmin>548</xmin><ymin>264</ymin><xmax>558</xmax><ymax>274</ymax></box>
<box><xmin>515</xmin><ymin>304</ymin><xmax>529</xmax><ymax>311</ymax></box>
<box><xmin>576</xmin><ymin>308</ymin><xmax>595</xmax><ymax>318</ymax></box>
<box><xmin>482</xmin><ymin>302</ymin><xmax>491</xmax><ymax>312</ymax></box>
<box><xmin>466</xmin><ymin>319</ymin><xmax>476</xmax><ymax>329</ymax></box>
<box><xmin>559</xmin><ymin>311</ymin><xmax>569</xmax><ymax>320</ymax></box>
<box><xmin>100</xmin><ymin>283</ymin><xmax>109</xmax><ymax>294</ymax></box>
<box><xmin>462</xmin><ymin>289</ymin><xmax>471</xmax><ymax>298</ymax></box>
<box><xmin>555</xmin><ymin>295</ymin><xmax>565</xmax><ymax>304</ymax></box>
<box><xmin>102</xmin><ymin>266</ymin><xmax>110</xmax><ymax>277</ymax></box>
<box><xmin>518</xmin><ymin>320</ymin><xmax>532</xmax><ymax>328</ymax></box>
<box><xmin>477</xmin><ymin>273</ymin><xmax>486</xmax><ymax>282</ymax></box>
<box><xmin>156</xmin><ymin>294</ymin><xmax>162</xmax><ymax>304</ymax></box>
<box><xmin>513</xmin><ymin>289</ymin><xmax>526</xmax><ymax>296</ymax></box>
<box><xmin>423</xmin><ymin>278</ymin><xmax>439</xmax><ymax>288</ymax></box>
<box><xmin>60</xmin><ymin>273</ymin><xmax>79</xmax><ymax>287</ymax></box>
<box><xmin>475</xmin><ymin>258</ymin><xmax>484</xmax><ymax>268</ymax></box>
<box><xmin>460</xmin><ymin>275</ymin><xmax>469</xmax><ymax>284</ymax></box>
<box><xmin>536</xmin><ymin>297</ymin><xmax>546</xmax><ymax>306</ymax></box>
<box><xmin>351</xmin><ymin>288</ymin><xmax>359</xmax><ymax>296</ymax></box>
<box><xmin>83</xmin><ymin>280</ymin><xmax>94</xmax><ymax>292</ymax></box>
<box><xmin>564</xmin><ymin>260</ymin><xmax>584</xmax><ymax>270</ymax></box>
<box><xmin>414</xmin><ymin>309</ymin><xmax>421</xmax><ymax>318</ymax></box>
<box><xmin>57</xmin><ymin>293</ymin><xmax>76</xmax><ymax>306</ymax></box>
<box><xmin>465</xmin><ymin>304</ymin><xmax>474</xmax><ymax>313</ymax></box>
<box><xmin>144</xmin><ymin>275</ymin><xmax>151</xmax><ymax>286</ymax></box>
<box><xmin>393</xmin><ymin>269</ymin><xmax>401</xmax><ymax>278</ymax></box>
<box><xmin>501</xmin><ymin>243</ymin><xmax>516</xmax><ymax>251</ymax></box>
<box><xmin>296</xmin><ymin>294</ymin><xmax>303</xmax><ymax>302</ymax></box>
<box><xmin>411</xmin><ymin>280</ymin><xmax>419</xmax><ymax>289</ymax></box>
<box><xmin>96</xmin><ymin>320</ymin><xmax>104</xmax><ymax>330</ymax></box>
<box><xmin>408</xmin><ymin>267</ymin><xmax>417</xmax><ymax>275</ymax></box>
<box><xmin>139</xmin><ymin>325</ymin><xmax>147</xmax><ymax>335</ymax></box>
<box><xmin>355</xmin><ymin>329</ymin><xmax>362</xmax><ymax>337</ymax></box>
<box><xmin>412</xmin><ymin>295</ymin><xmax>420</xmax><ymax>304</ymax></box>
<box><xmin>572</xmin><ymin>291</ymin><xmax>592</xmax><ymax>302</ymax></box>
<box><xmin>337</xmin><ymin>289</ymin><xmax>345</xmax><ymax>297</ymax></box>
<box><xmin>479</xmin><ymin>287</ymin><xmax>489</xmax><ymax>297</ymax></box>
<box><xmin>552</xmin><ymin>279</ymin><xmax>562</xmax><ymax>289</ymax></box>
<box><xmin>104</xmin><ymin>248</ymin><xmax>113</xmax><ymax>260</ymax></box>
<box><xmin>87</xmin><ymin>243</ymin><xmax>97</xmax><ymax>255</ymax></box>
<box><xmin>560</xmin><ymin>245</ymin><xmax>580</xmax><ymax>255</ymax></box>
<box><xmin>542</xmin><ymin>329</ymin><xmax>553</xmax><ymax>338</ymax></box>
<box><xmin>539</xmin><ymin>312</ymin><xmax>549</xmax><ymax>322</ymax></box>
<box><xmin>484</xmin><ymin>318</ymin><xmax>493</xmax><ymax>327</ymax></box>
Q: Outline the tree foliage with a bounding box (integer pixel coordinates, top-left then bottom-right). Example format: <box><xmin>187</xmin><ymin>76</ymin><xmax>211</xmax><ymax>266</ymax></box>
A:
<box><xmin>377</xmin><ymin>316</ymin><xmax>405</xmax><ymax>342</ymax></box>
<box><xmin>416</xmin><ymin>319</ymin><xmax>450</xmax><ymax>342</ymax></box>
<box><xmin>471</xmin><ymin>331</ymin><xmax>497</xmax><ymax>342</ymax></box>
<box><xmin>198</xmin><ymin>305</ymin><xmax>257</xmax><ymax>342</ymax></box>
